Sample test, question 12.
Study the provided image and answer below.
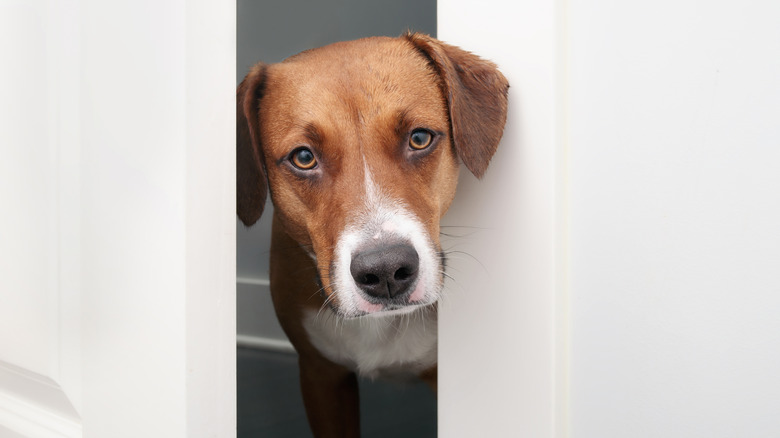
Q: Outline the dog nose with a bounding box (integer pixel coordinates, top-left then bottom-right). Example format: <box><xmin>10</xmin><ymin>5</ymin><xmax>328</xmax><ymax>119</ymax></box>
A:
<box><xmin>350</xmin><ymin>243</ymin><xmax>419</xmax><ymax>299</ymax></box>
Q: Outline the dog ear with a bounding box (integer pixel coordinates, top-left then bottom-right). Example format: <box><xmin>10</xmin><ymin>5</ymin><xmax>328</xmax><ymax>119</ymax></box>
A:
<box><xmin>406</xmin><ymin>33</ymin><xmax>509</xmax><ymax>178</ymax></box>
<box><xmin>237</xmin><ymin>63</ymin><xmax>268</xmax><ymax>226</ymax></box>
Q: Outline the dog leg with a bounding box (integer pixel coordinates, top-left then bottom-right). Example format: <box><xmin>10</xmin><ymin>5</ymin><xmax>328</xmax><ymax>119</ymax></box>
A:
<box><xmin>299</xmin><ymin>355</ymin><xmax>361</xmax><ymax>437</ymax></box>
<box><xmin>420</xmin><ymin>366</ymin><xmax>438</xmax><ymax>392</ymax></box>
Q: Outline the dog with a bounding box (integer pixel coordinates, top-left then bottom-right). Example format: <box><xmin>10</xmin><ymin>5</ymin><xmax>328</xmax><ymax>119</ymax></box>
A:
<box><xmin>237</xmin><ymin>32</ymin><xmax>508</xmax><ymax>437</ymax></box>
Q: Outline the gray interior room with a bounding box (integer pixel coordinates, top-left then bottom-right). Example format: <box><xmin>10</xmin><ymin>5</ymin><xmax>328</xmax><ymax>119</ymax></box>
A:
<box><xmin>236</xmin><ymin>0</ymin><xmax>438</xmax><ymax>436</ymax></box>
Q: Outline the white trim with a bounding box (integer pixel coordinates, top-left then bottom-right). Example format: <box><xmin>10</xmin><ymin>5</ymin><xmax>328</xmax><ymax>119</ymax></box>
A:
<box><xmin>0</xmin><ymin>362</ymin><xmax>81</xmax><ymax>438</ymax></box>
<box><xmin>555</xmin><ymin>0</ymin><xmax>571</xmax><ymax>436</ymax></box>
<box><xmin>236</xmin><ymin>277</ymin><xmax>271</xmax><ymax>287</ymax></box>
<box><xmin>438</xmin><ymin>0</ymin><xmax>562</xmax><ymax>436</ymax></box>
<box><xmin>237</xmin><ymin>335</ymin><xmax>296</xmax><ymax>354</ymax></box>
<box><xmin>0</xmin><ymin>395</ymin><xmax>81</xmax><ymax>438</ymax></box>
<box><xmin>184</xmin><ymin>1</ymin><xmax>237</xmax><ymax>436</ymax></box>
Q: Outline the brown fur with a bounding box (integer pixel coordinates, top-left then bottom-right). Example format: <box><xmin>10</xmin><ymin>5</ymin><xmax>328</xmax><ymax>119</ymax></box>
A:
<box><xmin>237</xmin><ymin>33</ymin><xmax>508</xmax><ymax>437</ymax></box>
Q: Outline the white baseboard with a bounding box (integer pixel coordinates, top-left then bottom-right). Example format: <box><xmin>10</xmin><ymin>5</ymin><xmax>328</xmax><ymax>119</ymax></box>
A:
<box><xmin>236</xmin><ymin>279</ymin><xmax>294</xmax><ymax>350</ymax></box>
<box><xmin>0</xmin><ymin>361</ymin><xmax>81</xmax><ymax>438</ymax></box>
<box><xmin>235</xmin><ymin>278</ymin><xmax>295</xmax><ymax>353</ymax></box>
<box><xmin>236</xmin><ymin>335</ymin><xmax>296</xmax><ymax>354</ymax></box>
<box><xmin>236</xmin><ymin>276</ymin><xmax>270</xmax><ymax>287</ymax></box>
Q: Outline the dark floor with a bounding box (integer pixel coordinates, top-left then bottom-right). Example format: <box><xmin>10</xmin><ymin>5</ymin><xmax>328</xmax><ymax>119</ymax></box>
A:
<box><xmin>238</xmin><ymin>347</ymin><xmax>437</xmax><ymax>438</ymax></box>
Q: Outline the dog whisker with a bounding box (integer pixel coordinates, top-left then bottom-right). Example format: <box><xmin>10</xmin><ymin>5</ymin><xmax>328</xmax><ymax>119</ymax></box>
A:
<box><xmin>442</xmin><ymin>250</ymin><xmax>488</xmax><ymax>274</ymax></box>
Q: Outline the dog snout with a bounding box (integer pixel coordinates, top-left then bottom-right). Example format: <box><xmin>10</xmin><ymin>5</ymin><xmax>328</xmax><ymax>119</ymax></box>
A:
<box><xmin>350</xmin><ymin>242</ymin><xmax>419</xmax><ymax>300</ymax></box>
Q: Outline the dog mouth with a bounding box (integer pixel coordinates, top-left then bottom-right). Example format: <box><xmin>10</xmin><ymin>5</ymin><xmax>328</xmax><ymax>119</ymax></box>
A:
<box><xmin>354</xmin><ymin>301</ymin><xmax>436</xmax><ymax>319</ymax></box>
<box><xmin>332</xmin><ymin>297</ymin><xmax>437</xmax><ymax>320</ymax></box>
<box><xmin>313</xmin><ymin>259</ymin><xmax>443</xmax><ymax>319</ymax></box>
<box><xmin>315</xmin><ymin>187</ymin><xmax>446</xmax><ymax>319</ymax></box>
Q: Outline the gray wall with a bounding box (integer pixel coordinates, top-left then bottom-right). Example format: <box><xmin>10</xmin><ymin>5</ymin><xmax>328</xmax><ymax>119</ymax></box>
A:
<box><xmin>238</xmin><ymin>0</ymin><xmax>436</xmax><ymax>80</ymax></box>
<box><xmin>236</xmin><ymin>0</ymin><xmax>436</xmax><ymax>345</ymax></box>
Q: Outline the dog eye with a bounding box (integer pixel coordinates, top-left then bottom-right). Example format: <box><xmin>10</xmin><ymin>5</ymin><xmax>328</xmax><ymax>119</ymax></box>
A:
<box><xmin>409</xmin><ymin>129</ymin><xmax>434</xmax><ymax>150</ymax></box>
<box><xmin>290</xmin><ymin>147</ymin><xmax>317</xmax><ymax>170</ymax></box>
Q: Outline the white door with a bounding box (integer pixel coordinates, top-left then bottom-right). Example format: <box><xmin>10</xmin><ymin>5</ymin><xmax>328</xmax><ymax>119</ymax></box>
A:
<box><xmin>439</xmin><ymin>0</ymin><xmax>780</xmax><ymax>437</ymax></box>
<box><xmin>3</xmin><ymin>0</ymin><xmax>558</xmax><ymax>436</ymax></box>
<box><xmin>1</xmin><ymin>1</ymin><xmax>236</xmax><ymax>436</ymax></box>
<box><xmin>437</xmin><ymin>0</ymin><xmax>563</xmax><ymax>436</ymax></box>
<box><xmin>566</xmin><ymin>1</ymin><xmax>780</xmax><ymax>436</ymax></box>
<box><xmin>6</xmin><ymin>1</ymin><xmax>777</xmax><ymax>437</ymax></box>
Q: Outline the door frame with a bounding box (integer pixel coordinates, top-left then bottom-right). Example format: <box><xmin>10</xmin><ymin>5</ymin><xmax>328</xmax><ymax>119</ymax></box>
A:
<box><xmin>1</xmin><ymin>0</ymin><xmax>566</xmax><ymax>436</ymax></box>
<box><xmin>1</xmin><ymin>1</ymin><xmax>237</xmax><ymax>437</ymax></box>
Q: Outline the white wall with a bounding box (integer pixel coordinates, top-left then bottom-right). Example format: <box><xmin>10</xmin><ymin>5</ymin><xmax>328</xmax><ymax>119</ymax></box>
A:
<box><xmin>438</xmin><ymin>0</ymin><xmax>562</xmax><ymax>436</ymax></box>
<box><xmin>0</xmin><ymin>0</ymin><xmax>59</xmax><ymax>381</ymax></box>
<box><xmin>0</xmin><ymin>1</ymin><xmax>236</xmax><ymax>436</ymax></box>
<box><xmin>440</xmin><ymin>0</ymin><xmax>780</xmax><ymax>436</ymax></box>
<box><xmin>1</xmin><ymin>3</ymin><xmax>83</xmax><ymax>435</ymax></box>
<box><xmin>568</xmin><ymin>1</ymin><xmax>780</xmax><ymax>436</ymax></box>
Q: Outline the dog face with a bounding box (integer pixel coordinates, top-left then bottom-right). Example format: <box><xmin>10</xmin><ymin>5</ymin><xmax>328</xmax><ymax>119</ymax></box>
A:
<box><xmin>238</xmin><ymin>34</ymin><xmax>508</xmax><ymax>318</ymax></box>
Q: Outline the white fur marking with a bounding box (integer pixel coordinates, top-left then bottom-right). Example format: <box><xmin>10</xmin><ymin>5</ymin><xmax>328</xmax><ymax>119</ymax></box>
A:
<box><xmin>329</xmin><ymin>163</ymin><xmax>442</xmax><ymax>318</ymax></box>
<box><xmin>304</xmin><ymin>307</ymin><xmax>437</xmax><ymax>379</ymax></box>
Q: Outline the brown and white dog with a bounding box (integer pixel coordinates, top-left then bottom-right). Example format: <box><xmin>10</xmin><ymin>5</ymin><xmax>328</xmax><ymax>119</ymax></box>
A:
<box><xmin>237</xmin><ymin>33</ymin><xmax>508</xmax><ymax>437</ymax></box>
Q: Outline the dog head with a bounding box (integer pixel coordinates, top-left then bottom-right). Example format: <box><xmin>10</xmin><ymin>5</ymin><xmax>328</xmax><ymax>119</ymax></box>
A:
<box><xmin>237</xmin><ymin>33</ymin><xmax>508</xmax><ymax>318</ymax></box>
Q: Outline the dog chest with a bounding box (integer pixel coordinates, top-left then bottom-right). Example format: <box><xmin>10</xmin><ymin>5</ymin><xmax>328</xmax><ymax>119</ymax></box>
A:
<box><xmin>303</xmin><ymin>307</ymin><xmax>437</xmax><ymax>379</ymax></box>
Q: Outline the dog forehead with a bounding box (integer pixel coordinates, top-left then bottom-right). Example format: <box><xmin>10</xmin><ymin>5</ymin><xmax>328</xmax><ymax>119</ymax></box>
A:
<box><xmin>282</xmin><ymin>37</ymin><xmax>433</xmax><ymax>81</ymax></box>
<box><xmin>263</xmin><ymin>38</ymin><xmax>443</xmax><ymax>123</ymax></box>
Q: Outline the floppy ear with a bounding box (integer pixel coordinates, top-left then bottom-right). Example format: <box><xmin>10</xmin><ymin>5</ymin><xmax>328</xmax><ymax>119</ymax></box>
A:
<box><xmin>237</xmin><ymin>63</ymin><xmax>268</xmax><ymax>226</ymax></box>
<box><xmin>406</xmin><ymin>33</ymin><xmax>509</xmax><ymax>178</ymax></box>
